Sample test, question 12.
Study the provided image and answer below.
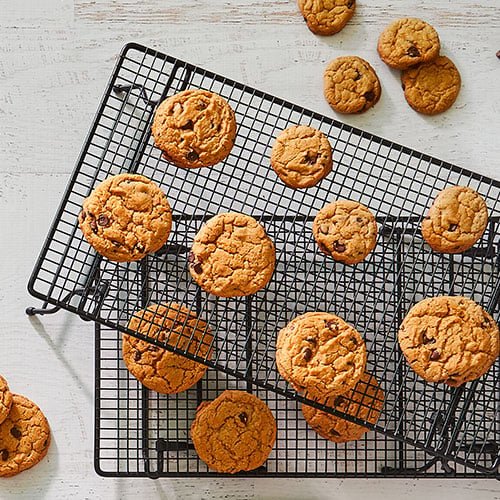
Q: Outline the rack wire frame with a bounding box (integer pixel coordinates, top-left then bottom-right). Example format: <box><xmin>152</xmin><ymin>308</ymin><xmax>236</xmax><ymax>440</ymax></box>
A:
<box><xmin>28</xmin><ymin>43</ymin><xmax>500</xmax><ymax>478</ymax></box>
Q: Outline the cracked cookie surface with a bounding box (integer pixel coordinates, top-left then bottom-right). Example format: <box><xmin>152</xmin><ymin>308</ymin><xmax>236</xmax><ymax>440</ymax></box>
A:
<box><xmin>276</xmin><ymin>312</ymin><xmax>367</xmax><ymax>398</ymax></box>
<box><xmin>377</xmin><ymin>18</ymin><xmax>440</xmax><ymax>70</ymax></box>
<box><xmin>190</xmin><ymin>390</ymin><xmax>277</xmax><ymax>473</ymax></box>
<box><xmin>313</xmin><ymin>200</ymin><xmax>377</xmax><ymax>264</ymax></box>
<box><xmin>122</xmin><ymin>303</ymin><xmax>214</xmax><ymax>394</ymax></box>
<box><xmin>151</xmin><ymin>89</ymin><xmax>236</xmax><ymax>168</ymax></box>
<box><xmin>298</xmin><ymin>0</ymin><xmax>355</xmax><ymax>36</ymax></box>
<box><xmin>0</xmin><ymin>394</ymin><xmax>50</xmax><ymax>477</ymax></box>
<box><xmin>302</xmin><ymin>372</ymin><xmax>384</xmax><ymax>442</ymax></box>
<box><xmin>0</xmin><ymin>375</ymin><xmax>12</xmax><ymax>425</ymax></box>
<box><xmin>324</xmin><ymin>56</ymin><xmax>381</xmax><ymax>114</ymax></box>
<box><xmin>402</xmin><ymin>56</ymin><xmax>461</xmax><ymax>115</ymax></box>
<box><xmin>189</xmin><ymin>212</ymin><xmax>275</xmax><ymax>297</ymax></box>
<box><xmin>421</xmin><ymin>186</ymin><xmax>488</xmax><ymax>253</ymax></box>
<box><xmin>398</xmin><ymin>296</ymin><xmax>499</xmax><ymax>387</ymax></box>
<box><xmin>79</xmin><ymin>173</ymin><xmax>172</xmax><ymax>262</ymax></box>
<box><xmin>270</xmin><ymin>125</ymin><xmax>332</xmax><ymax>189</ymax></box>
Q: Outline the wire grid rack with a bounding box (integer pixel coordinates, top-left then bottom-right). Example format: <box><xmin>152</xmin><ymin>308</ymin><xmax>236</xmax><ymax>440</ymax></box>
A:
<box><xmin>28</xmin><ymin>43</ymin><xmax>500</xmax><ymax>478</ymax></box>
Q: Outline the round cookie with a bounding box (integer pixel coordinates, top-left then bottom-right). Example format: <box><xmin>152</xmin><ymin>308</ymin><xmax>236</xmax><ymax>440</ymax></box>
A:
<box><xmin>398</xmin><ymin>296</ymin><xmax>499</xmax><ymax>387</ymax></box>
<box><xmin>79</xmin><ymin>173</ymin><xmax>172</xmax><ymax>262</ymax></box>
<box><xmin>302</xmin><ymin>372</ymin><xmax>384</xmax><ymax>442</ymax></box>
<box><xmin>313</xmin><ymin>200</ymin><xmax>377</xmax><ymax>264</ymax></box>
<box><xmin>123</xmin><ymin>302</ymin><xmax>214</xmax><ymax>394</ymax></box>
<box><xmin>0</xmin><ymin>394</ymin><xmax>51</xmax><ymax>477</ymax></box>
<box><xmin>401</xmin><ymin>56</ymin><xmax>461</xmax><ymax>115</ymax></box>
<box><xmin>0</xmin><ymin>375</ymin><xmax>12</xmax><ymax>425</ymax></box>
<box><xmin>276</xmin><ymin>312</ymin><xmax>367</xmax><ymax>398</ymax></box>
<box><xmin>270</xmin><ymin>125</ymin><xmax>332</xmax><ymax>189</ymax></box>
<box><xmin>151</xmin><ymin>89</ymin><xmax>236</xmax><ymax>169</ymax></box>
<box><xmin>298</xmin><ymin>0</ymin><xmax>355</xmax><ymax>36</ymax></box>
<box><xmin>421</xmin><ymin>186</ymin><xmax>488</xmax><ymax>254</ymax></box>
<box><xmin>190</xmin><ymin>390</ymin><xmax>277</xmax><ymax>474</ymax></box>
<box><xmin>189</xmin><ymin>212</ymin><xmax>275</xmax><ymax>297</ymax></box>
<box><xmin>377</xmin><ymin>18</ymin><xmax>440</xmax><ymax>70</ymax></box>
<box><xmin>324</xmin><ymin>56</ymin><xmax>381</xmax><ymax>114</ymax></box>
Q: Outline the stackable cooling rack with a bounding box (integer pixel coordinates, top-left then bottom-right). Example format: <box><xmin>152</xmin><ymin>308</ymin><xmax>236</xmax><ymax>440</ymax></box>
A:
<box><xmin>27</xmin><ymin>43</ymin><xmax>500</xmax><ymax>479</ymax></box>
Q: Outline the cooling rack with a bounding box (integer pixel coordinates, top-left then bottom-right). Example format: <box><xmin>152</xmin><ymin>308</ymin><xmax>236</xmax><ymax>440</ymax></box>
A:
<box><xmin>27</xmin><ymin>43</ymin><xmax>500</xmax><ymax>478</ymax></box>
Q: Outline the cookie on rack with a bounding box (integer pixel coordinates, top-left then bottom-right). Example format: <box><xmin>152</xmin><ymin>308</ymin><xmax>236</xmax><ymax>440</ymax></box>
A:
<box><xmin>190</xmin><ymin>390</ymin><xmax>277</xmax><ymax>473</ymax></box>
<box><xmin>189</xmin><ymin>212</ymin><xmax>275</xmax><ymax>297</ymax></box>
<box><xmin>276</xmin><ymin>312</ymin><xmax>367</xmax><ymax>398</ymax></box>
<box><xmin>398</xmin><ymin>296</ymin><xmax>499</xmax><ymax>387</ymax></box>
<box><xmin>0</xmin><ymin>375</ymin><xmax>13</xmax><ymax>425</ymax></box>
<box><xmin>151</xmin><ymin>89</ymin><xmax>237</xmax><ymax>169</ymax></box>
<box><xmin>122</xmin><ymin>302</ymin><xmax>214</xmax><ymax>394</ymax></box>
<box><xmin>377</xmin><ymin>18</ymin><xmax>440</xmax><ymax>70</ymax></box>
<box><xmin>302</xmin><ymin>372</ymin><xmax>384</xmax><ymax>442</ymax></box>
<box><xmin>78</xmin><ymin>173</ymin><xmax>172</xmax><ymax>262</ymax></box>
<box><xmin>270</xmin><ymin>125</ymin><xmax>332</xmax><ymax>189</ymax></box>
<box><xmin>298</xmin><ymin>0</ymin><xmax>355</xmax><ymax>36</ymax></box>
<box><xmin>324</xmin><ymin>56</ymin><xmax>381</xmax><ymax>114</ymax></box>
<box><xmin>313</xmin><ymin>199</ymin><xmax>377</xmax><ymax>264</ymax></box>
<box><xmin>421</xmin><ymin>185</ymin><xmax>488</xmax><ymax>253</ymax></box>
<box><xmin>0</xmin><ymin>394</ymin><xmax>51</xmax><ymax>477</ymax></box>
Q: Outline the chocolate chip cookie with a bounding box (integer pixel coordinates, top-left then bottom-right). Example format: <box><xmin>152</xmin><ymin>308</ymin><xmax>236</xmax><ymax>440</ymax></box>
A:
<box><xmin>189</xmin><ymin>212</ymin><xmax>275</xmax><ymax>297</ymax></box>
<box><xmin>122</xmin><ymin>303</ymin><xmax>214</xmax><ymax>394</ymax></box>
<box><xmin>401</xmin><ymin>56</ymin><xmax>461</xmax><ymax>115</ymax></box>
<box><xmin>270</xmin><ymin>125</ymin><xmax>332</xmax><ymax>189</ymax></box>
<box><xmin>191</xmin><ymin>390</ymin><xmax>277</xmax><ymax>474</ymax></box>
<box><xmin>377</xmin><ymin>18</ymin><xmax>440</xmax><ymax>70</ymax></box>
<box><xmin>421</xmin><ymin>186</ymin><xmax>488</xmax><ymax>254</ymax></box>
<box><xmin>0</xmin><ymin>394</ymin><xmax>51</xmax><ymax>477</ymax></box>
<box><xmin>151</xmin><ymin>89</ymin><xmax>237</xmax><ymax>168</ymax></box>
<box><xmin>302</xmin><ymin>372</ymin><xmax>384</xmax><ymax>442</ymax></box>
<box><xmin>276</xmin><ymin>312</ymin><xmax>367</xmax><ymax>398</ymax></box>
<box><xmin>0</xmin><ymin>376</ymin><xmax>12</xmax><ymax>425</ymax></box>
<box><xmin>298</xmin><ymin>0</ymin><xmax>355</xmax><ymax>36</ymax></box>
<box><xmin>398</xmin><ymin>296</ymin><xmax>499</xmax><ymax>387</ymax></box>
<box><xmin>313</xmin><ymin>200</ymin><xmax>377</xmax><ymax>264</ymax></box>
<box><xmin>79</xmin><ymin>173</ymin><xmax>172</xmax><ymax>262</ymax></box>
<box><xmin>324</xmin><ymin>56</ymin><xmax>381</xmax><ymax>114</ymax></box>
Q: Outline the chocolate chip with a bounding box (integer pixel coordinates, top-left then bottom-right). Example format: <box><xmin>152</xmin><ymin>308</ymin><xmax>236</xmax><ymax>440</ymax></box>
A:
<box><xmin>186</xmin><ymin>150</ymin><xmax>199</xmax><ymax>162</ymax></box>
<box><xmin>111</xmin><ymin>240</ymin><xmax>122</xmax><ymax>247</ymax></box>
<box><xmin>97</xmin><ymin>214</ymin><xmax>110</xmax><ymax>227</ymax></box>
<box><xmin>90</xmin><ymin>220</ymin><xmax>98</xmax><ymax>234</ymax></box>
<box><xmin>238</xmin><ymin>412</ymin><xmax>248</xmax><ymax>424</ymax></box>
<box><xmin>326</xmin><ymin>320</ymin><xmax>338</xmax><ymax>331</ymax></box>
<box><xmin>430</xmin><ymin>349</ymin><xmax>441</xmax><ymax>361</ymax></box>
<box><xmin>43</xmin><ymin>439</ymin><xmax>48</xmax><ymax>448</ymax></box>
<box><xmin>497</xmin><ymin>49</ymin><xmax>500</xmax><ymax>59</ymax></box>
<box><xmin>188</xmin><ymin>252</ymin><xmax>195</xmax><ymax>263</ymax></box>
<box><xmin>197</xmin><ymin>101</ymin><xmax>207</xmax><ymax>110</ymax></box>
<box><xmin>134</xmin><ymin>351</ymin><xmax>141</xmax><ymax>361</ymax></box>
<box><xmin>407</xmin><ymin>46</ymin><xmax>421</xmax><ymax>58</ymax></box>
<box><xmin>329</xmin><ymin>429</ymin><xmax>341</xmax><ymax>437</ymax></box>
<box><xmin>181</xmin><ymin>120</ymin><xmax>194</xmax><ymax>130</ymax></box>
<box><xmin>1</xmin><ymin>449</ymin><xmax>8</xmax><ymax>461</ymax></box>
<box><xmin>305</xmin><ymin>337</ymin><xmax>316</xmax><ymax>345</ymax></box>
<box><xmin>80</xmin><ymin>210</ymin><xmax>87</xmax><ymax>220</ymax></box>
<box><xmin>334</xmin><ymin>396</ymin><xmax>345</xmax><ymax>406</ymax></box>
<box><xmin>147</xmin><ymin>345</ymin><xmax>159</xmax><ymax>352</ymax></box>
<box><xmin>347</xmin><ymin>0</ymin><xmax>354</xmax><ymax>8</ymax></box>
<box><xmin>422</xmin><ymin>334</ymin><xmax>435</xmax><ymax>345</ymax></box>
<box><xmin>349</xmin><ymin>336</ymin><xmax>358</xmax><ymax>345</ymax></box>
<box><xmin>356</xmin><ymin>217</ymin><xmax>363</xmax><ymax>223</ymax></box>
<box><xmin>303</xmin><ymin>348</ymin><xmax>313</xmax><ymax>362</ymax></box>
<box><xmin>448</xmin><ymin>224</ymin><xmax>458</xmax><ymax>232</ymax></box>
<box><xmin>364</xmin><ymin>90</ymin><xmax>375</xmax><ymax>102</ymax></box>
<box><xmin>334</xmin><ymin>242</ymin><xmax>346</xmax><ymax>253</ymax></box>
<box><xmin>305</xmin><ymin>153</ymin><xmax>317</xmax><ymax>165</ymax></box>
<box><xmin>10</xmin><ymin>427</ymin><xmax>21</xmax><ymax>439</ymax></box>
<box><xmin>191</xmin><ymin>261</ymin><xmax>202</xmax><ymax>273</ymax></box>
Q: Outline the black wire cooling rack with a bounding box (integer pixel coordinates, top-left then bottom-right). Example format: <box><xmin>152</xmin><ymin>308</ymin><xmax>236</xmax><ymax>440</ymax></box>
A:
<box><xmin>28</xmin><ymin>43</ymin><xmax>500</xmax><ymax>478</ymax></box>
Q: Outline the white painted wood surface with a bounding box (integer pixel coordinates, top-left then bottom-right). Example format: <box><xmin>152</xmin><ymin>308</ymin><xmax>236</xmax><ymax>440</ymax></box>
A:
<box><xmin>1</xmin><ymin>0</ymin><xmax>499</xmax><ymax>498</ymax></box>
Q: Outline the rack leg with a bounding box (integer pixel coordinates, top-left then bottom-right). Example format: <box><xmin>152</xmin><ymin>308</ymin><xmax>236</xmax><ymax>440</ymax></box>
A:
<box><xmin>26</xmin><ymin>305</ymin><xmax>61</xmax><ymax>316</ymax></box>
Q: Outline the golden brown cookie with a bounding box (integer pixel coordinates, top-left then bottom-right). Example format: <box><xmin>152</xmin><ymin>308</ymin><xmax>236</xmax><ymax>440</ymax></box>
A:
<box><xmin>270</xmin><ymin>125</ymin><xmax>333</xmax><ymax>189</ymax></box>
<box><xmin>398</xmin><ymin>296</ymin><xmax>499</xmax><ymax>387</ymax></box>
<box><xmin>298</xmin><ymin>0</ymin><xmax>355</xmax><ymax>36</ymax></box>
<box><xmin>122</xmin><ymin>303</ymin><xmax>214</xmax><ymax>394</ymax></box>
<box><xmin>421</xmin><ymin>186</ymin><xmax>488</xmax><ymax>254</ymax></box>
<box><xmin>0</xmin><ymin>394</ymin><xmax>50</xmax><ymax>477</ymax></box>
<box><xmin>151</xmin><ymin>89</ymin><xmax>236</xmax><ymax>169</ymax></box>
<box><xmin>313</xmin><ymin>200</ymin><xmax>377</xmax><ymax>264</ymax></box>
<box><xmin>189</xmin><ymin>212</ymin><xmax>275</xmax><ymax>297</ymax></box>
<box><xmin>0</xmin><ymin>376</ymin><xmax>12</xmax><ymax>425</ymax></box>
<box><xmin>276</xmin><ymin>312</ymin><xmax>367</xmax><ymax>398</ymax></box>
<box><xmin>302</xmin><ymin>372</ymin><xmax>384</xmax><ymax>442</ymax></box>
<box><xmin>190</xmin><ymin>390</ymin><xmax>277</xmax><ymax>474</ymax></box>
<box><xmin>401</xmin><ymin>56</ymin><xmax>461</xmax><ymax>115</ymax></box>
<box><xmin>377</xmin><ymin>18</ymin><xmax>440</xmax><ymax>70</ymax></box>
<box><xmin>324</xmin><ymin>56</ymin><xmax>381</xmax><ymax>114</ymax></box>
<box><xmin>78</xmin><ymin>173</ymin><xmax>172</xmax><ymax>262</ymax></box>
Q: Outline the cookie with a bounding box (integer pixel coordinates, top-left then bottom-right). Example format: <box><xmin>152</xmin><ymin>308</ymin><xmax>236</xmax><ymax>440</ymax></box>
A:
<box><xmin>0</xmin><ymin>394</ymin><xmax>50</xmax><ymax>477</ymax></box>
<box><xmin>298</xmin><ymin>0</ymin><xmax>355</xmax><ymax>36</ymax></box>
<box><xmin>122</xmin><ymin>303</ymin><xmax>214</xmax><ymax>394</ymax></box>
<box><xmin>79</xmin><ymin>173</ymin><xmax>172</xmax><ymax>262</ymax></box>
<box><xmin>151</xmin><ymin>89</ymin><xmax>236</xmax><ymax>169</ymax></box>
<box><xmin>302</xmin><ymin>372</ymin><xmax>384</xmax><ymax>442</ymax></box>
<box><xmin>401</xmin><ymin>56</ymin><xmax>461</xmax><ymax>115</ymax></box>
<box><xmin>276</xmin><ymin>312</ymin><xmax>367</xmax><ymax>398</ymax></box>
<box><xmin>190</xmin><ymin>390</ymin><xmax>276</xmax><ymax>474</ymax></box>
<box><xmin>377</xmin><ymin>18</ymin><xmax>440</xmax><ymax>70</ymax></box>
<box><xmin>324</xmin><ymin>56</ymin><xmax>381</xmax><ymax>114</ymax></box>
<box><xmin>189</xmin><ymin>212</ymin><xmax>275</xmax><ymax>297</ymax></box>
<box><xmin>398</xmin><ymin>296</ymin><xmax>500</xmax><ymax>387</ymax></box>
<box><xmin>270</xmin><ymin>125</ymin><xmax>332</xmax><ymax>189</ymax></box>
<box><xmin>0</xmin><ymin>376</ymin><xmax>12</xmax><ymax>425</ymax></box>
<box><xmin>421</xmin><ymin>186</ymin><xmax>488</xmax><ymax>254</ymax></box>
<box><xmin>313</xmin><ymin>200</ymin><xmax>377</xmax><ymax>264</ymax></box>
